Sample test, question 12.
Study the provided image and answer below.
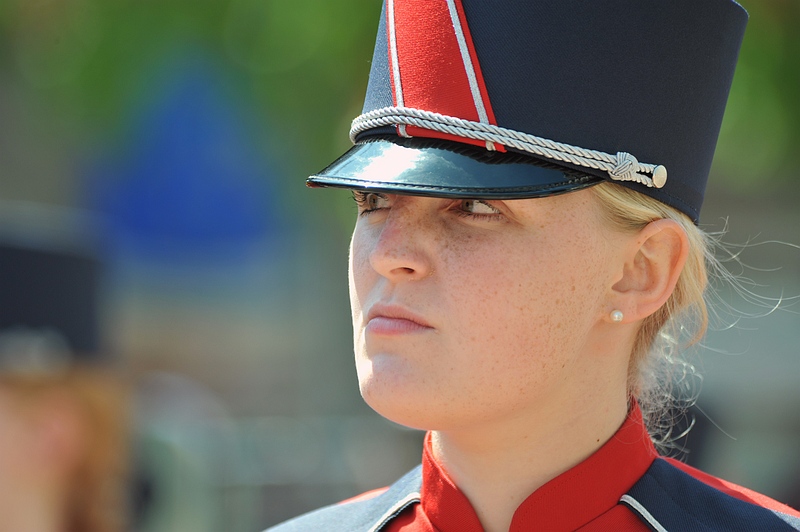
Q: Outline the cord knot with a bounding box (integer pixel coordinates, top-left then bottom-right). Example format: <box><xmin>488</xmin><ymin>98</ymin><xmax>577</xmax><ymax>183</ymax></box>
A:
<box><xmin>610</xmin><ymin>152</ymin><xmax>639</xmax><ymax>182</ymax></box>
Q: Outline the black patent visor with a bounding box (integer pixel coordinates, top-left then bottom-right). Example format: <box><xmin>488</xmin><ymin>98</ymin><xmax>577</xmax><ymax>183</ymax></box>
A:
<box><xmin>307</xmin><ymin>136</ymin><xmax>601</xmax><ymax>199</ymax></box>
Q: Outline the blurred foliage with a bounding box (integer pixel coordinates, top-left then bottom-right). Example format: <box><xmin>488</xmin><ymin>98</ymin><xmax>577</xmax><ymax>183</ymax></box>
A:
<box><xmin>715</xmin><ymin>0</ymin><xmax>800</xmax><ymax>191</ymax></box>
<box><xmin>0</xmin><ymin>0</ymin><xmax>797</xmax><ymax>199</ymax></box>
<box><xmin>0</xmin><ymin>0</ymin><xmax>380</xmax><ymax>180</ymax></box>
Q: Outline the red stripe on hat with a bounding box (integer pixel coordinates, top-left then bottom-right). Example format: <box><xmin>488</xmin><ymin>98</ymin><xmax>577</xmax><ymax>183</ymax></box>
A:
<box><xmin>391</xmin><ymin>0</ymin><xmax>502</xmax><ymax>150</ymax></box>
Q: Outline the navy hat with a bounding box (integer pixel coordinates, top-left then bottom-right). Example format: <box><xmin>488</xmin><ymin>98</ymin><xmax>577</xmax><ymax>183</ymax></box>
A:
<box><xmin>309</xmin><ymin>0</ymin><xmax>748</xmax><ymax>222</ymax></box>
<box><xmin>0</xmin><ymin>238</ymin><xmax>102</xmax><ymax>374</ymax></box>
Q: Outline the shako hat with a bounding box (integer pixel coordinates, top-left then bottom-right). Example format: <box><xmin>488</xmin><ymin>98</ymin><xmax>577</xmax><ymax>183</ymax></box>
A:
<box><xmin>309</xmin><ymin>0</ymin><xmax>749</xmax><ymax>222</ymax></box>
<box><xmin>0</xmin><ymin>209</ymin><xmax>103</xmax><ymax>374</ymax></box>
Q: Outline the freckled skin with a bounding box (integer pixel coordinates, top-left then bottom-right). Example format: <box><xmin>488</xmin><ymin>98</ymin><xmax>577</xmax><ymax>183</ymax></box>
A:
<box><xmin>349</xmin><ymin>189</ymin><xmax>624</xmax><ymax>432</ymax></box>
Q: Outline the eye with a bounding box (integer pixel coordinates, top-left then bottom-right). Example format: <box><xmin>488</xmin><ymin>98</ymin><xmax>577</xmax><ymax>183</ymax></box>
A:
<box><xmin>352</xmin><ymin>191</ymin><xmax>391</xmax><ymax>215</ymax></box>
<box><xmin>366</xmin><ymin>193</ymin><xmax>389</xmax><ymax>210</ymax></box>
<box><xmin>452</xmin><ymin>199</ymin><xmax>504</xmax><ymax>222</ymax></box>
<box><xmin>458</xmin><ymin>199</ymin><xmax>502</xmax><ymax>217</ymax></box>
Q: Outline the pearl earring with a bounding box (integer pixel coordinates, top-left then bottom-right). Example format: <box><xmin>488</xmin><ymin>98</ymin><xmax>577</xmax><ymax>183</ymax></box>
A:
<box><xmin>610</xmin><ymin>310</ymin><xmax>624</xmax><ymax>323</ymax></box>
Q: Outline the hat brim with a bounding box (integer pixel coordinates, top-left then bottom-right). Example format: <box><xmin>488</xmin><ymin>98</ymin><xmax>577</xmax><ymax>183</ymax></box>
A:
<box><xmin>307</xmin><ymin>136</ymin><xmax>601</xmax><ymax>199</ymax></box>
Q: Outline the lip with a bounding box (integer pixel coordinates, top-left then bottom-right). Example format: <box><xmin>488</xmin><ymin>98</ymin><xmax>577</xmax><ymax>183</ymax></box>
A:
<box><xmin>366</xmin><ymin>303</ymin><xmax>434</xmax><ymax>335</ymax></box>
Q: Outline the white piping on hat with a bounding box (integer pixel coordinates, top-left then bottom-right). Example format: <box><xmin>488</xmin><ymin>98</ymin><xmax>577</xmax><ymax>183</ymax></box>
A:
<box><xmin>385</xmin><ymin>0</ymin><xmax>408</xmax><ymax>138</ymax></box>
<box><xmin>350</xmin><ymin>106</ymin><xmax>667</xmax><ymax>189</ymax></box>
<box><xmin>444</xmin><ymin>0</ymin><xmax>495</xmax><ymax>151</ymax></box>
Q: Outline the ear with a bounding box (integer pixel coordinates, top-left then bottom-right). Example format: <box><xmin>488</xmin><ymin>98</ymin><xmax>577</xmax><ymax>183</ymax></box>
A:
<box><xmin>609</xmin><ymin>219</ymin><xmax>689</xmax><ymax>323</ymax></box>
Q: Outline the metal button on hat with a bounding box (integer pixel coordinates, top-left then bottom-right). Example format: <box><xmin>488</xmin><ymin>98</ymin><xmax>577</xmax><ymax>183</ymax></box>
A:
<box><xmin>308</xmin><ymin>0</ymin><xmax>749</xmax><ymax>223</ymax></box>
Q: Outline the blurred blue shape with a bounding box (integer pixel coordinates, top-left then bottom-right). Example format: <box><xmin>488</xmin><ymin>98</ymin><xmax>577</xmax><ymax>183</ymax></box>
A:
<box><xmin>88</xmin><ymin>54</ymin><xmax>285</xmax><ymax>264</ymax></box>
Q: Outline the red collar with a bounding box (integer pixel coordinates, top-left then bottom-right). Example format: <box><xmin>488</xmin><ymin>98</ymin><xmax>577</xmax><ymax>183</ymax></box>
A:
<box><xmin>420</xmin><ymin>405</ymin><xmax>657</xmax><ymax>531</ymax></box>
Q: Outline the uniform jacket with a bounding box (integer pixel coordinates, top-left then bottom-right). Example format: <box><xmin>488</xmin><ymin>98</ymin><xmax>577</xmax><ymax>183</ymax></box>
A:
<box><xmin>267</xmin><ymin>407</ymin><xmax>800</xmax><ymax>531</ymax></box>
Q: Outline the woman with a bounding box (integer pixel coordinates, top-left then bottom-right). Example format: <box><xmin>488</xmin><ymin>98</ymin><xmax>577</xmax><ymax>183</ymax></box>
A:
<box><xmin>271</xmin><ymin>0</ymin><xmax>800</xmax><ymax>530</ymax></box>
<box><xmin>0</xmin><ymin>240</ymin><xmax>129</xmax><ymax>532</ymax></box>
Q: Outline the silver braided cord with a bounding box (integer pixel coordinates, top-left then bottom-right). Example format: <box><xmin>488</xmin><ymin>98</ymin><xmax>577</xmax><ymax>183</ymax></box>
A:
<box><xmin>350</xmin><ymin>106</ymin><xmax>667</xmax><ymax>188</ymax></box>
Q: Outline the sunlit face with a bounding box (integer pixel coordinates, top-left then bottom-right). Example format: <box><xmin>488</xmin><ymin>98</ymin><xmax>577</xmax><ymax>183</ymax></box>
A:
<box><xmin>348</xmin><ymin>188</ymin><xmax>628</xmax><ymax>431</ymax></box>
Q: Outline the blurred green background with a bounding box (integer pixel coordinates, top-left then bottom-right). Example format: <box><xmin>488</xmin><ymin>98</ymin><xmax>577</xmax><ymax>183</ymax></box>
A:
<box><xmin>0</xmin><ymin>1</ymin><xmax>798</xmax><ymax>530</ymax></box>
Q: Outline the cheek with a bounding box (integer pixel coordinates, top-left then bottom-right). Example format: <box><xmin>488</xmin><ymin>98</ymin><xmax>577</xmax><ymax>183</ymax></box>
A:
<box><xmin>443</xmin><ymin>235</ymin><xmax>605</xmax><ymax>366</ymax></box>
<box><xmin>348</xmin><ymin>230</ymin><xmax>370</xmax><ymax>317</ymax></box>
<box><xmin>349</xmin><ymin>228</ymin><xmax>380</xmax><ymax>357</ymax></box>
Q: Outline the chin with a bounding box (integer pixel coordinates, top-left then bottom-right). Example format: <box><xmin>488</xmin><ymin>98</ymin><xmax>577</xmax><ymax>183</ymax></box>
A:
<box><xmin>357</xmin><ymin>362</ymin><xmax>441</xmax><ymax>431</ymax></box>
<box><xmin>362</xmin><ymin>394</ymin><xmax>437</xmax><ymax>431</ymax></box>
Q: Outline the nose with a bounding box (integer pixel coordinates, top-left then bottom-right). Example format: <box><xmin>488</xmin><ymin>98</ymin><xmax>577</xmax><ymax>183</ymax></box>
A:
<box><xmin>367</xmin><ymin>206</ymin><xmax>434</xmax><ymax>283</ymax></box>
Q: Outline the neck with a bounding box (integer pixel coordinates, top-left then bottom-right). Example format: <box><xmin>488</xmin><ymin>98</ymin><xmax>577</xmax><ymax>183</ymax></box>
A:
<box><xmin>430</xmin><ymin>387</ymin><xmax>629</xmax><ymax>532</ymax></box>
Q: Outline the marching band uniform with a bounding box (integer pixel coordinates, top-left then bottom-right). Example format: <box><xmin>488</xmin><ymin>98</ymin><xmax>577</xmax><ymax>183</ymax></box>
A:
<box><xmin>269</xmin><ymin>0</ymin><xmax>800</xmax><ymax>529</ymax></box>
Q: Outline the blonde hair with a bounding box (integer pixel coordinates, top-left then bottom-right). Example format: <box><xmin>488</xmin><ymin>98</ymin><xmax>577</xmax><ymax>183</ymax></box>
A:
<box><xmin>591</xmin><ymin>182</ymin><xmax>715</xmax><ymax>448</ymax></box>
<box><xmin>1</xmin><ymin>367</ymin><xmax>129</xmax><ymax>532</ymax></box>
